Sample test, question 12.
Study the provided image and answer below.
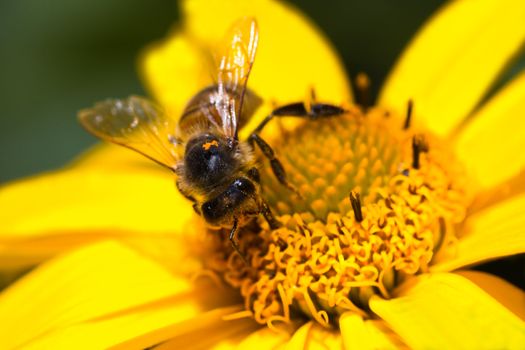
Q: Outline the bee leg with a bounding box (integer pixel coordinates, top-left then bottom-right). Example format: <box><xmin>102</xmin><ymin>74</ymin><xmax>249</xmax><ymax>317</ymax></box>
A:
<box><xmin>249</xmin><ymin>101</ymin><xmax>345</xmax><ymax>197</ymax></box>
<box><xmin>249</xmin><ymin>133</ymin><xmax>301</xmax><ymax>197</ymax></box>
<box><xmin>246</xmin><ymin>167</ymin><xmax>261</xmax><ymax>183</ymax></box>
<box><xmin>259</xmin><ymin>198</ymin><xmax>282</xmax><ymax>230</ymax></box>
<box><xmin>252</xmin><ymin>101</ymin><xmax>347</xmax><ymax>134</ymax></box>
<box><xmin>246</xmin><ymin>167</ymin><xmax>281</xmax><ymax>230</ymax></box>
<box><xmin>229</xmin><ymin>218</ymin><xmax>247</xmax><ymax>263</ymax></box>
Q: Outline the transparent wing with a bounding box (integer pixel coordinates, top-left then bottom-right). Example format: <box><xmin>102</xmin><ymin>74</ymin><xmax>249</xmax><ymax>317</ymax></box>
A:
<box><xmin>78</xmin><ymin>96</ymin><xmax>182</xmax><ymax>171</ymax></box>
<box><xmin>215</xmin><ymin>17</ymin><xmax>259</xmax><ymax>140</ymax></box>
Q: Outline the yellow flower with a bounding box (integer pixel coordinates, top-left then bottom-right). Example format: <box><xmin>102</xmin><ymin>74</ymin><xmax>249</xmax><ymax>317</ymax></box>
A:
<box><xmin>1</xmin><ymin>0</ymin><xmax>525</xmax><ymax>349</ymax></box>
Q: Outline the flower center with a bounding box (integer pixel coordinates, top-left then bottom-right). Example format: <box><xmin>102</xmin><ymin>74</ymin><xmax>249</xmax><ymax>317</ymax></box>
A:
<box><xmin>203</xmin><ymin>105</ymin><xmax>472</xmax><ymax>327</ymax></box>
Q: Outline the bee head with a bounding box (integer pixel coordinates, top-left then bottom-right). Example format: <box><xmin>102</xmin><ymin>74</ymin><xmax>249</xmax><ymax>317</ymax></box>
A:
<box><xmin>184</xmin><ymin>133</ymin><xmax>238</xmax><ymax>188</ymax></box>
<box><xmin>201</xmin><ymin>177</ymin><xmax>256</xmax><ymax>225</ymax></box>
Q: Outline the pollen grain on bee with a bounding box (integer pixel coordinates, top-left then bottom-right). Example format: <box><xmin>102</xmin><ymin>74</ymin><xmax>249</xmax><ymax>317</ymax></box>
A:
<box><xmin>202</xmin><ymin>140</ymin><xmax>220</xmax><ymax>150</ymax></box>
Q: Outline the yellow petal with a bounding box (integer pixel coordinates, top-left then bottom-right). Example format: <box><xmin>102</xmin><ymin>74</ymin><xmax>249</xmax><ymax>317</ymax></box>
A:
<box><xmin>339</xmin><ymin>313</ymin><xmax>403</xmax><ymax>350</ymax></box>
<box><xmin>0</xmin><ymin>154</ymin><xmax>188</xmax><ymax>237</ymax></box>
<box><xmin>236</xmin><ymin>327</ymin><xmax>290</xmax><ymax>349</ymax></box>
<box><xmin>293</xmin><ymin>324</ymin><xmax>342</xmax><ymax>350</ymax></box>
<box><xmin>127</xmin><ymin>313</ymin><xmax>258</xmax><ymax>350</ymax></box>
<box><xmin>141</xmin><ymin>0</ymin><xmax>352</xmax><ymax>138</ymax></box>
<box><xmin>468</xmin><ymin>170</ymin><xmax>525</xmax><ymax>214</ymax></box>
<box><xmin>456</xmin><ymin>270</ymin><xmax>525</xmax><ymax>321</ymax></box>
<box><xmin>0</xmin><ymin>148</ymin><xmax>195</xmax><ymax>262</ymax></box>
<box><xmin>71</xmin><ymin>143</ymin><xmax>165</xmax><ymax>172</ymax></box>
<box><xmin>432</xmin><ymin>192</ymin><xmax>525</xmax><ymax>272</ymax></box>
<box><xmin>370</xmin><ymin>273</ymin><xmax>525</xmax><ymax>350</ymax></box>
<box><xmin>24</xmin><ymin>306</ymin><xmax>251</xmax><ymax>350</ymax></box>
<box><xmin>283</xmin><ymin>322</ymin><xmax>312</xmax><ymax>350</ymax></box>
<box><xmin>0</xmin><ymin>240</ymin><xmax>227</xmax><ymax>349</ymax></box>
<box><xmin>112</xmin><ymin>307</ymin><xmax>254</xmax><ymax>350</ymax></box>
<box><xmin>455</xmin><ymin>71</ymin><xmax>525</xmax><ymax>190</ymax></box>
<box><xmin>379</xmin><ymin>0</ymin><xmax>525</xmax><ymax>137</ymax></box>
<box><xmin>140</xmin><ymin>32</ymin><xmax>209</xmax><ymax>120</ymax></box>
<box><xmin>184</xmin><ymin>0</ymin><xmax>351</xmax><ymax>102</ymax></box>
<box><xmin>0</xmin><ymin>231</ymin><xmax>110</xmax><ymax>271</ymax></box>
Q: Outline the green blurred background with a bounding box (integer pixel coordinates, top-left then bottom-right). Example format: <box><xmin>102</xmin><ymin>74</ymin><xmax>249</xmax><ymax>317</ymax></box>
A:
<box><xmin>0</xmin><ymin>0</ymin><xmax>523</xmax><ymax>288</ymax></box>
<box><xmin>0</xmin><ymin>0</ymin><xmax>447</xmax><ymax>183</ymax></box>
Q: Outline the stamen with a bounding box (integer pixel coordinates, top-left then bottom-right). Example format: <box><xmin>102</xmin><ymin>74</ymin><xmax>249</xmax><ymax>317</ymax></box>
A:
<box><xmin>412</xmin><ymin>134</ymin><xmax>429</xmax><ymax>169</ymax></box>
<box><xmin>349</xmin><ymin>191</ymin><xmax>363</xmax><ymax>222</ymax></box>
<box><xmin>403</xmin><ymin>99</ymin><xmax>414</xmax><ymax>130</ymax></box>
<box><xmin>355</xmin><ymin>72</ymin><xmax>370</xmax><ymax>111</ymax></box>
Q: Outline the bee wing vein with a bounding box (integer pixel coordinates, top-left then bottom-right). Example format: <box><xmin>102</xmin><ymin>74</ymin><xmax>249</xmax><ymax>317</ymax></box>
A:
<box><xmin>78</xmin><ymin>96</ymin><xmax>182</xmax><ymax>170</ymax></box>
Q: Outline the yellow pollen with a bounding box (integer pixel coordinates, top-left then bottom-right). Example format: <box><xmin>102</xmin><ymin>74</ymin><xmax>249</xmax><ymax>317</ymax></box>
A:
<box><xmin>202</xmin><ymin>140</ymin><xmax>219</xmax><ymax>150</ymax></box>
<box><xmin>203</xmin><ymin>105</ymin><xmax>473</xmax><ymax>327</ymax></box>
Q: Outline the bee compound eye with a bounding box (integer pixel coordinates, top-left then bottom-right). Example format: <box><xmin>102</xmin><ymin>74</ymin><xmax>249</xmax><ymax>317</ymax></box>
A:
<box><xmin>201</xmin><ymin>199</ymin><xmax>223</xmax><ymax>223</ymax></box>
<box><xmin>232</xmin><ymin>178</ymin><xmax>255</xmax><ymax>195</ymax></box>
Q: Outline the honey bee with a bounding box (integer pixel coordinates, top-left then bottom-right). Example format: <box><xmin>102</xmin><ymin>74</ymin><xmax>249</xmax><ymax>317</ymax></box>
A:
<box><xmin>78</xmin><ymin>18</ymin><xmax>345</xmax><ymax>258</ymax></box>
